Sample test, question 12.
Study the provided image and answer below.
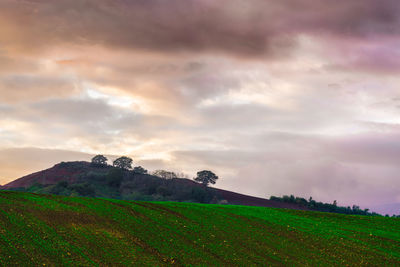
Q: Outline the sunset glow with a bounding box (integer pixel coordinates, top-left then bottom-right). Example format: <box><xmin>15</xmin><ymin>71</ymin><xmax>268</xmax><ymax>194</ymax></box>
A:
<box><xmin>1</xmin><ymin>0</ymin><xmax>400</xmax><ymax>214</ymax></box>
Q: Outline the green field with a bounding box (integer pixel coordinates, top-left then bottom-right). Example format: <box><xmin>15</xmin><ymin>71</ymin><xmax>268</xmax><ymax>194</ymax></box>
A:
<box><xmin>0</xmin><ymin>191</ymin><xmax>399</xmax><ymax>266</ymax></box>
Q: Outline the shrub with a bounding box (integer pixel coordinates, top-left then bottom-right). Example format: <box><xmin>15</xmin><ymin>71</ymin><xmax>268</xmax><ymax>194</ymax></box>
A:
<box><xmin>190</xmin><ymin>187</ymin><xmax>213</xmax><ymax>203</ymax></box>
<box><xmin>107</xmin><ymin>168</ymin><xmax>124</xmax><ymax>188</ymax></box>
<box><xmin>157</xmin><ymin>186</ymin><xmax>172</xmax><ymax>197</ymax></box>
<box><xmin>70</xmin><ymin>183</ymin><xmax>95</xmax><ymax>197</ymax></box>
<box><xmin>48</xmin><ymin>181</ymin><xmax>70</xmax><ymax>195</ymax></box>
<box><xmin>133</xmin><ymin>166</ymin><xmax>148</xmax><ymax>174</ymax></box>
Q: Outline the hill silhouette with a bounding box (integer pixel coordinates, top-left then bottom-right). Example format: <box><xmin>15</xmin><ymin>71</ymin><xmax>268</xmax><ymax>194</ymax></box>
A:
<box><xmin>1</xmin><ymin>161</ymin><xmax>305</xmax><ymax>210</ymax></box>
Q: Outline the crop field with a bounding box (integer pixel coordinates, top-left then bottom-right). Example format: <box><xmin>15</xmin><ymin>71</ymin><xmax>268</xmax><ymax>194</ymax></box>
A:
<box><xmin>0</xmin><ymin>191</ymin><xmax>399</xmax><ymax>266</ymax></box>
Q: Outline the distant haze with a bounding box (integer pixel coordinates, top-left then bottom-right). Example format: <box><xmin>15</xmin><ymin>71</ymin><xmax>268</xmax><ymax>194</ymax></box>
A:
<box><xmin>1</xmin><ymin>0</ymin><xmax>400</xmax><ymax>215</ymax></box>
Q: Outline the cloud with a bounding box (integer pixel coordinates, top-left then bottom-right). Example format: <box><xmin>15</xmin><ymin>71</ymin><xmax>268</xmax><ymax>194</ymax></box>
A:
<box><xmin>1</xmin><ymin>0</ymin><xmax>399</xmax><ymax>58</ymax></box>
<box><xmin>1</xmin><ymin>0</ymin><xmax>400</xmax><ymax>212</ymax></box>
<box><xmin>0</xmin><ymin>94</ymin><xmax>192</xmax><ymax>159</ymax></box>
<box><xmin>0</xmin><ymin>74</ymin><xmax>79</xmax><ymax>103</ymax></box>
<box><xmin>0</xmin><ymin>55</ymin><xmax>39</xmax><ymax>74</ymax></box>
<box><xmin>171</xmin><ymin>131</ymin><xmax>400</xmax><ymax>208</ymax></box>
<box><xmin>320</xmin><ymin>36</ymin><xmax>400</xmax><ymax>74</ymax></box>
<box><xmin>0</xmin><ymin>147</ymin><xmax>92</xmax><ymax>184</ymax></box>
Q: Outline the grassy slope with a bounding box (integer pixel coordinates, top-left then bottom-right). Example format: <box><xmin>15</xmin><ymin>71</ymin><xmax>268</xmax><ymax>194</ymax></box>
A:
<box><xmin>0</xmin><ymin>191</ymin><xmax>399</xmax><ymax>266</ymax></box>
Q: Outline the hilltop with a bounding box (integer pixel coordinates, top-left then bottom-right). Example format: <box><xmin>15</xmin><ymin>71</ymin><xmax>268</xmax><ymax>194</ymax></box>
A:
<box><xmin>1</xmin><ymin>161</ymin><xmax>304</xmax><ymax>210</ymax></box>
<box><xmin>0</xmin><ymin>191</ymin><xmax>399</xmax><ymax>266</ymax></box>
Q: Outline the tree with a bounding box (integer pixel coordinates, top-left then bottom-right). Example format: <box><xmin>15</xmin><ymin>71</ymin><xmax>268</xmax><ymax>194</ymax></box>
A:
<box><xmin>113</xmin><ymin>156</ymin><xmax>133</xmax><ymax>170</ymax></box>
<box><xmin>91</xmin><ymin>155</ymin><xmax>108</xmax><ymax>167</ymax></box>
<box><xmin>156</xmin><ymin>186</ymin><xmax>172</xmax><ymax>197</ymax></box>
<box><xmin>194</xmin><ymin>170</ymin><xmax>218</xmax><ymax>186</ymax></box>
<box><xmin>107</xmin><ymin>168</ymin><xmax>124</xmax><ymax>187</ymax></box>
<box><xmin>133</xmin><ymin>166</ymin><xmax>148</xmax><ymax>174</ymax></box>
<box><xmin>152</xmin><ymin>170</ymin><xmax>178</xmax><ymax>179</ymax></box>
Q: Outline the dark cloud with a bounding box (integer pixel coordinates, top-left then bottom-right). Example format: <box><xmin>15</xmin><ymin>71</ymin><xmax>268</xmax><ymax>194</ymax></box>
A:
<box><xmin>1</xmin><ymin>0</ymin><xmax>399</xmax><ymax>57</ymax></box>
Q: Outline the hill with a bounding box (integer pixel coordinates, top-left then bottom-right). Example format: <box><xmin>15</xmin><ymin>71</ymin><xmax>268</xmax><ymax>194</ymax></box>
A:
<box><xmin>1</xmin><ymin>161</ymin><xmax>304</xmax><ymax>210</ymax></box>
<box><xmin>1</xmin><ymin>161</ymin><xmax>99</xmax><ymax>189</ymax></box>
<box><xmin>0</xmin><ymin>191</ymin><xmax>399</xmax><ymax>266</ymax></box>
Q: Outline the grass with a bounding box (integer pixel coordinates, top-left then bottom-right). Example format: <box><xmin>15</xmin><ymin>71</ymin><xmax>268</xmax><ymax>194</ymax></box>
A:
<box><xmin>0</xmin><ymin>191</ymin><xmax>399</xmax><ymax>266</ymax></box>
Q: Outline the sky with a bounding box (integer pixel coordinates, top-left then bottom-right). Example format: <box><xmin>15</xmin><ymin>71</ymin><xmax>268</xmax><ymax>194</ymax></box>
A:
<box><xmin>1</xmin><ymin>0</ymin><xmax>400</xmax><ymax>214</ymax></box>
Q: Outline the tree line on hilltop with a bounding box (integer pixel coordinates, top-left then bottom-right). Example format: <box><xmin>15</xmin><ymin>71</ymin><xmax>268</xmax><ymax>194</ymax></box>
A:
<box><xmin>270</xmin><ymin>195</ymin><xmax>400</xmax><ymax>217</ymax></box>
<box><xmin>13</xmin><ymin>157</ymin><xmax>223</xmax><ymax>204</ymax></box>
<box><xmin>91</xmin><ymin>154</ymin><xmax>219</xmax><ymax>187</ymax></box>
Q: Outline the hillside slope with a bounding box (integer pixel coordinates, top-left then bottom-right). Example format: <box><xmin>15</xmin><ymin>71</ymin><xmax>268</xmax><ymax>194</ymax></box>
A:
<box><xmin>1</xmin><ymin>161</ymin><xmax>107</xmax><ymax>189</ymax></box>
<box><xmin>1</xmin><ymin>161</ymin><xmax>305</xmax><ymax>210</ymax></box>
<box><xmin>0</xmin><ymin>191</ymin><xmax>399</xmax><ymax>266</ymax></box>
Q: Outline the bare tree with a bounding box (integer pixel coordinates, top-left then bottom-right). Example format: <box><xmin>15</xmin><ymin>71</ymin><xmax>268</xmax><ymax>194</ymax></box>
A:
<box><xmin>152</xmin><ymin>170</ymin><xmax>178</xmax><ymax>179</ymax></box>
